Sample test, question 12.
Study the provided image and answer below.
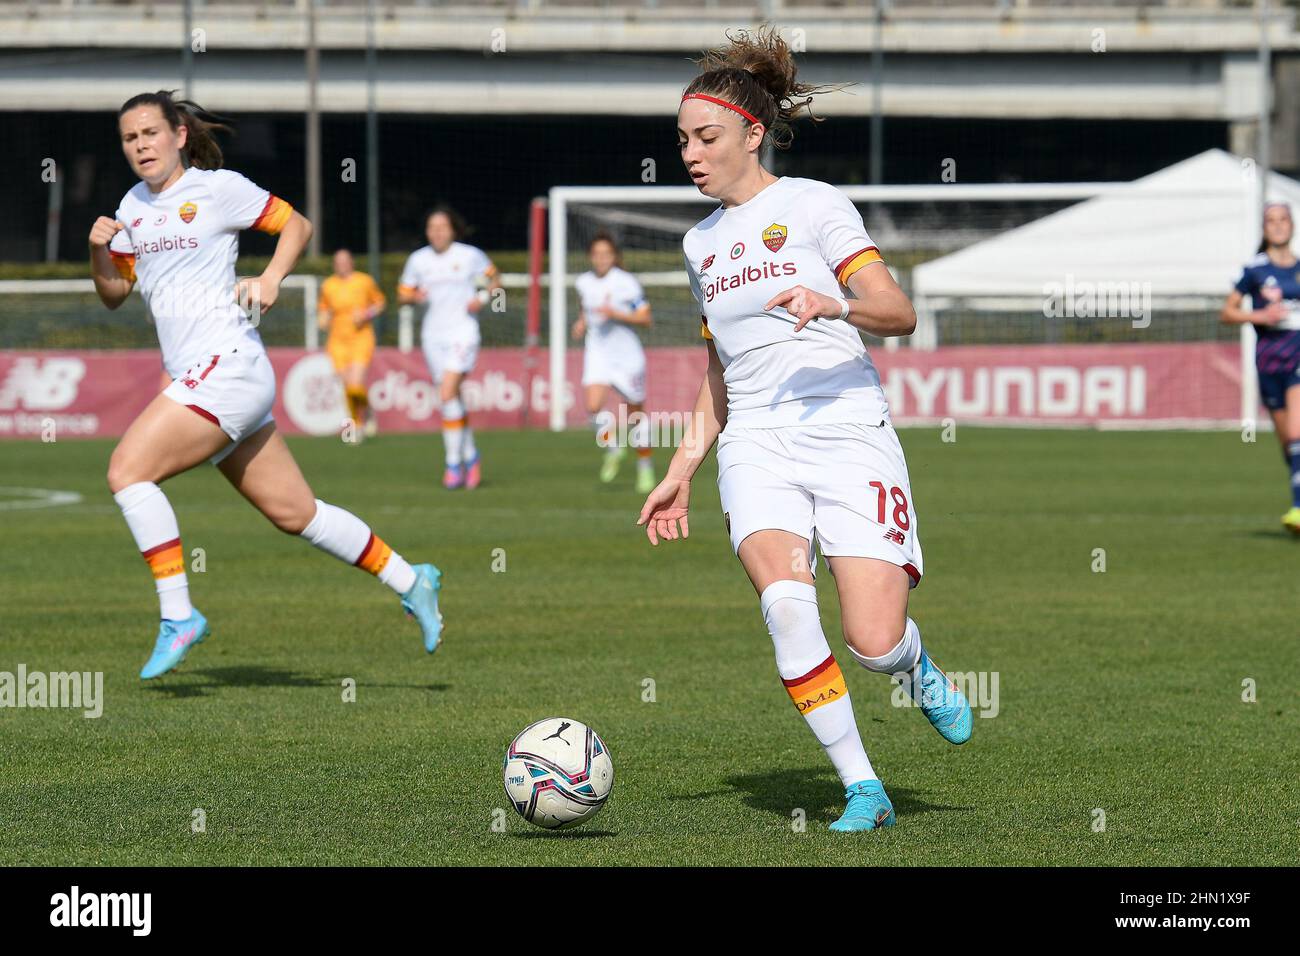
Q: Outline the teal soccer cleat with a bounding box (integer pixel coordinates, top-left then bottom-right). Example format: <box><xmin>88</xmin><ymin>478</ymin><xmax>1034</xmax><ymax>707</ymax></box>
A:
<box><xmin>401</xmin><ymin>563</ymin><xmax>443</xmax><ymax>653</ymax></box>
<box><xmin>913</xmin><ymin>650</ymin><xmax>973</xmax><ymax>745</ymax></box>
<box><xmin>139</xmin><ymin>610</ymin><xmax>209</xmax><ymax>680</ymax></box>
<box><xmin>830</xmin><ymin>779</ymin><xmax>896</xmax><ymax>832</ymax></box>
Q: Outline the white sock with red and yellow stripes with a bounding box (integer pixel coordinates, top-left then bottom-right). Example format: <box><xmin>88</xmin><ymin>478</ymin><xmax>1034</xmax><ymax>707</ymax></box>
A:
<box><xmin>114</xmin><ymin>481</ymin><xmax>193</xmax><ymax>622</ymax></box>
<box><xmin>630</xmin><ymin>413</ymin><xmax>653</xmax><ymax>471</ymax></box>
<box><xmin>761</xmin><ymin>580</ymin><xmax>876</xmax><ymax>787</ymax></box>
<box><xmin>299</xmin><ymin>499</ymin><xmax>417</xmax><ymax>595</ymax></box>
<box><xmin>442</xmin><ymin>398</ymin><xmax>466</xmax><ymax>466</ymax></box>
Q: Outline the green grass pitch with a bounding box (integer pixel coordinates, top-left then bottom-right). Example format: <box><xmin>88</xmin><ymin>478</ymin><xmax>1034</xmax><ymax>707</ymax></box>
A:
<box><xmin>1</xmin><ymin>427</ymin><xmax>1297</xmax><ymax>866</ymax></box>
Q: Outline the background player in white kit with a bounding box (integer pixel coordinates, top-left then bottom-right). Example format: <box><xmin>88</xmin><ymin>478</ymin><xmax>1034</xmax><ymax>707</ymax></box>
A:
<box><xmin>89</xmin><ymin>91</ymin><xmax>445</xmax><ymax>679</ymax></box>
<box><xmin>637</xmin><ymin>30</ymin><xmax>973</xmax><ymax>832</ymax></box>
<box><xmin>571</xmin><ymin>232</ymin><xmax>656</xmax><ymax>492</ymax></box>
<box><xmin>398</xmin><ymin>206</ymin><xmax>500</xmax><ymax>490</ymax></box>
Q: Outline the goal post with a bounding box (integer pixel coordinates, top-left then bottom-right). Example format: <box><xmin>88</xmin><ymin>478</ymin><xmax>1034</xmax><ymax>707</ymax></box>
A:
<box><xmin>546</xmin><ymin>179</ymin><xmax>1261</xmax><ymax>432</ymax></box>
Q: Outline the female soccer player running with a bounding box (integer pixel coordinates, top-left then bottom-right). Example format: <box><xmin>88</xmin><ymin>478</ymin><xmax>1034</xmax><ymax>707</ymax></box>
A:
<box><xmin>90</xmin><ymin>91</ymin><xmax>443</xmax><ymax>679</ymax></box>
<box><xmin>319</xmin><ymin>248</ymin><xmax>384</xmax><ymax>441</ymax></box>
<box><xmin>1221</xmin><ymin>200</ymin><xmax>1300</xmax><ymax>534</ymax></box>
<box><xmin>571</xmin><ymin>232</ymin><xmax>656</xmax><ymax>492</ymax></box>
<box><xmin>637</xmin><ymin>30</ymin><xmax>972</xmax><ymax>832</ymax></box>
<box><xmin>398</xmin><ymin>206</ymin><xmax>500</xmax><ymax>489</ymax></box>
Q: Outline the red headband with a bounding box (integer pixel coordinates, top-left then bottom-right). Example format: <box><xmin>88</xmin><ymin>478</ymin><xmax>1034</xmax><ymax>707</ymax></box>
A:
<box><xmin>681</xmin><ymin>93</ymin><xmax>761</xmax><ymax>127</ymax></box>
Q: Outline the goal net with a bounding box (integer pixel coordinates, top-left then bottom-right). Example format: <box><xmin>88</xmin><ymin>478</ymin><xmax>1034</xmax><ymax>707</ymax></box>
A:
<box><xmin>547</xmin><ymin>181</ymin><xmax>1260</xmax><ymax>431</ymax></box>
<box><xmin>0</xmin><ymin>275</ymin><xmax>320</xmax><ymax>352</ymax></box>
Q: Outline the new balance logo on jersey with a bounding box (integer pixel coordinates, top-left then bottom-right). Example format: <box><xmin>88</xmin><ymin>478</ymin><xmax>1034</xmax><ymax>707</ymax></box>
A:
<box><xmin>702</xmin><ymin>260</ymin><xmax>798</xmax><ymax>303</ymax></box>
<box><xmin>701</xmin><ymin>254</ymin><xmax>715</xmax><ymax>272</ymax></box>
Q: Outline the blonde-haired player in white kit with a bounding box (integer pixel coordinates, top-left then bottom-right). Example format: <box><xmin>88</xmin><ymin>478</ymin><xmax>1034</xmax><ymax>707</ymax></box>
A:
<box><xmin>398</xmin><ymin>206</ymin><xmax>500</xmax><ymax>490</ymax></box>
<box><xmin>638</xmin><ymin>30</ymin><xmax>972</xmax><ymax>833</ymax></box>
<box><xmin>572</xmin><ymin>232</ymin><xmax>656</xmax><ymax>492</ymax></box>
<box><xmin>89</xmin><ymin>91</ymin><xmax>444</xmax><ymax>680</ymax></box>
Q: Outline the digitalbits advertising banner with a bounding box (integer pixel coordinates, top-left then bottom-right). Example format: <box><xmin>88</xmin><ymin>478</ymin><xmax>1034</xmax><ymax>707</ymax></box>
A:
<box><xmin>0</xmin><ymin>342</ymin><xmax>1243</xmax><ymax>440</ymax></box>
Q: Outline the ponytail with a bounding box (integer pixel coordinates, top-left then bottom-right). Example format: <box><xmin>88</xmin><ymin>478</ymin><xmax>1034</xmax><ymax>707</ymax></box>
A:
<box><xmin>118</xmin><ymin>90</ymin><xmax>233</xmax><ymax>170</ymax></box>
<box><xmin>683</xmin><ymin>26</ymin><xmax>838</xmax><ymax>150</ymax></box>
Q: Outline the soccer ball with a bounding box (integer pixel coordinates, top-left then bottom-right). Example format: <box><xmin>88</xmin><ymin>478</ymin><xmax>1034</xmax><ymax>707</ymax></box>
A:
<box><xmin>502</xmin><ymin>717</ymin><xmax>614</xmax><ymax>829</ymax></box>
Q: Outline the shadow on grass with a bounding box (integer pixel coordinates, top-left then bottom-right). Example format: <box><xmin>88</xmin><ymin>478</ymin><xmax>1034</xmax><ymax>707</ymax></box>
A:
<box><xmin>142</xmin><ymin>665</ymin><xmax>450</xmax><ymax>698</ymax></box>
<box><xmin>1233</xmin><ymin>529</ymin><xmax>1300</xmax><ymax>542</ymax></box>
<box><xmin>669</xmin><ymin>768</ymin><xmax>963</xmax><ymax>823</ymax></box>
<box><xmin>510</xmin><ymin>829</ymin><xmax>617</xmax><ymax>840</ymax></box>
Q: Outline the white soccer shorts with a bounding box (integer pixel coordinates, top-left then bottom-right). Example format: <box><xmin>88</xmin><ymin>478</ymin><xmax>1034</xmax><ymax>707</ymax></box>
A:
<box><xmin>162</xmin><ymin>344</ymin><xmax>276</xmax><ymax>465</ymax></box>
<box><xmin>581</xmin><ymin>343</ymin><xmax>647</xmax><ymax>404</ymax></box>
<box><xmin>421</xmin><ymin>329</ymin><xmax>480</xmax><ymax>383</ymax></box>
<box><xmin>715</xmin><ymin>420</ymin><xmax>923</xmax><ymax>586</ymax></box>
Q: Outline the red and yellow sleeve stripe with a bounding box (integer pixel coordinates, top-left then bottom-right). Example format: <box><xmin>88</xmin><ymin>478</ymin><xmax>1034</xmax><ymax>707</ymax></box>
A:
<box><xmin>700</xmin><ymin>315</ymin><xmax>713</xmax><ymax>340</ymax></box>
<box><xmin>398</xmin><ymin>284</ymin><xmax>420</xmax><ymax>299</ymax></box>
<box><xmin>782</xmin><ymin>655</ymin><xmax>847</xmax><ymax>715</ymax></box>
<box><xmin>252</xmin><ymin>195</ymin><xmax>294</xmax><ymax>235</ymax></box>
<box><xmin>109</xmin><ymin>250</ymin><xmax>137</xmax><ymax>283</ymax></box>
<box><xmin>834</xmin><ymin>246</ymin><xmax>883</xmax><ymax>285</ymax></box>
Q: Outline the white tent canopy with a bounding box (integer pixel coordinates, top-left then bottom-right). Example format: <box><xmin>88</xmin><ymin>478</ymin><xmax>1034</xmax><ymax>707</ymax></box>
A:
<box><xmin>911</xmin><ymin>149</ymin><xmax>1298</xmax><ymax>300</ymax></box>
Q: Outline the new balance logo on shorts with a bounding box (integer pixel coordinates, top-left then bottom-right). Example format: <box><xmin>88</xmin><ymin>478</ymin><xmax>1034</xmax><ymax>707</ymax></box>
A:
<box><xmin>884</xmin><ymin>528</ymin><xmax>905</xmax><ymax>545</ymax></box>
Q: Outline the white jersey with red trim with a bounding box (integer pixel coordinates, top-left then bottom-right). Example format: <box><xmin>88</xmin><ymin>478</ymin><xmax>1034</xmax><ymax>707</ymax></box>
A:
<box><xmin>398</xmin><ymin>242</ymin><xmax>493</xmax><ymax>342</ymax></box>
<box><xmin>109</xmin><ymin>166</ymin><xmax>293</xmax><ymax>379</ymax></box>
<box><xmin>683</xmin><ymin>176</ymin><xmax>889</xmax><ymax>428</ymax></box>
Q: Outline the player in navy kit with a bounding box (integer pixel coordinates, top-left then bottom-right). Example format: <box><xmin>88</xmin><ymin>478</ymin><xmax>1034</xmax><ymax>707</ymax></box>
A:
<box><xmin>1221</xmin><ymin>200</ymin><xmax>1300</xmax><ymax>533</ymax></box>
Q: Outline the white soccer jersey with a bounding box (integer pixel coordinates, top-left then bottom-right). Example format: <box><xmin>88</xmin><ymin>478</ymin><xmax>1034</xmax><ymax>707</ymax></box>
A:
<box><xmin>398</xmin><ymin>242</ymin><xmax>493</xmax><ymax>341</ymax></box>
<box><xmin>109</xmin><ymin>166</ymin><xmax>293</xmax><ymax>379</ymax></box>
<box><xmin>575</xmin><ymin>266</ymin><xmax>647</xmax><ymax>363</ymax></box>
<box><xmin>682</xmin><ymin>176</ymin><xmax>889</xmax><ymax>428</ymax></box>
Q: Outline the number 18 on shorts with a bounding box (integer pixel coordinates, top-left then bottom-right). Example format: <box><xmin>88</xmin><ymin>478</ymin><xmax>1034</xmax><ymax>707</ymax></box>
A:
<box><xmin>716</xmin><ymin>421</ymin><xmax>922</xmax><ymax>585</ymax></box>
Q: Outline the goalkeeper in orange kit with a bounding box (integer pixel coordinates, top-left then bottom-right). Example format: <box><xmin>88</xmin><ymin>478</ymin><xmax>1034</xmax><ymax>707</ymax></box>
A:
<box><xmin>319</xmin><ymin>248</ymin><xmax>385</xmax><ymax>439</ymax></box>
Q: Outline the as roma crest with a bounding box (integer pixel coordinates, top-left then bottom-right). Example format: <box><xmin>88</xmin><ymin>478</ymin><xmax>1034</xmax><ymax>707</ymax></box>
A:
<box><xmin>179</xmin><ymin>202</ymin><xmax>198</xmax><ymax>224</ymax></box>
<box><xmin>762</xmin><ymin>222</ymin><xmax>787</xmax><ymax>253</ymax></box>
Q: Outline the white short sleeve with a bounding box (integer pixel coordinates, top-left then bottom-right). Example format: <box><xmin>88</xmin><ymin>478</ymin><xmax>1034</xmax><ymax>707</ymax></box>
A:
<box><xmin>813</xmin><ymin>184</ymin><xmax>882</xmax><ymax>285</ymax></box>
<box><xmin>620</xmin><ymin>272</ymin><xmax>646</xmax><ymax>310</ymax></box>
<box><xmin>109</xmin><ymin>205</ymin><xmax>134</xmax><ymax>256</ymax></box>
<box><xmin>470</xmin><ymin>246</ymin><xmax>492</xmax><ymax>277</ymax></box>
<box><xmin>398</xmin><ymin>252</ymin><xmax>422</xmax><ymax>290</ymax></box>
<box><xmin>210</xmin><ymin>169</ymin><xmax>286</xmax><ymax>233</ymax></box>
<box><xmin>684</xmin><ymin>254</ymin><xmax>711</xmax><ymax>340</ymax></box>
<box><xmin>684</xmin><ymin>254</ymin><xmax>702</xmax><ymax>308</ymax></box>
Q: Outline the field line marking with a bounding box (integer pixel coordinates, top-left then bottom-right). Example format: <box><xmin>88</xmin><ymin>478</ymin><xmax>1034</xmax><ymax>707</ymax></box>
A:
<box><xmin>0</xmin><ymin>486</ymin><xmax>84</xmax><ymax>511</ymax></box>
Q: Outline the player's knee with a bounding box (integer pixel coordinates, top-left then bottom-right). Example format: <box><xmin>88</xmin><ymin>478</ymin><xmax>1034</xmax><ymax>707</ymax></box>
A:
<box><xmin>106</xmin><ymin>451</ymin><xmax>148</xmax><ymax>494</ymax></box>
<box><xmin>842</xmin><ymin>619</ymin><xmax>906</xmax><ymax>663</ymax></box>
<box><xmin>270</xmin><ymin>501</ymin><xmax>316</xmax><ymax>535</ymax></box>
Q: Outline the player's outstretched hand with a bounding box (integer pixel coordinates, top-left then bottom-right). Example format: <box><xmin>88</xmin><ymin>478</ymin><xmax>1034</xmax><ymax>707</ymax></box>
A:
<box><xmin>765</xmin><ymin>284</ymin><xmax>841</xmax><ymax>332</ymax></box>
<box><xmin>89</xmin><ymin>217</ymin><xmax>125</xmax><ymax>249</ymax></box>
<box><xmin>637</xmin><ymin>476</ymin><xmax>691</xmax><ymax>546</ymax></box>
